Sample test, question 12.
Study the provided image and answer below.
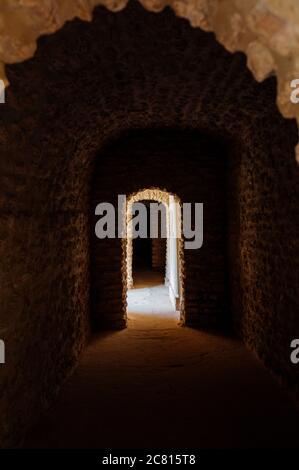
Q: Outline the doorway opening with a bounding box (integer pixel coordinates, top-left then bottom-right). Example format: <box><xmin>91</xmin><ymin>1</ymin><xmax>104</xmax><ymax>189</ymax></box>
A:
<box><xmin>125</xmin><ymin>188</ymin><xmax>184</xmax><ymax>327</ymax></box>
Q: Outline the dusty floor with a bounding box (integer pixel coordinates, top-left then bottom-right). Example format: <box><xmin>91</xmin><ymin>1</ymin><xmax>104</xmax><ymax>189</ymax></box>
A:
<box><xmin>127</xmin><ymin>270</ymin><xmax>179</xmax><ymax>328</ymax></box>
<box><xmin>25</xmin><ymin>271</ymin><xmax>299</xmax><ymax>448</ymax></box>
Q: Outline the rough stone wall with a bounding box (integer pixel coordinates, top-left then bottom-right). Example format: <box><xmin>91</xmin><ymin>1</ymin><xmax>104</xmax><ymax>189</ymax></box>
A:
<box><xmin>0</xmin><ymin>1</ymin><xmax>298</xmax><ymax>446</ymax></box>
<box><xmin>231</xmin><ymin>123</ymin><xmax>299</xmax><ymax>398</ymax></box>
<box><xmin>152</xmin><ymin>238</ymin><xmax>166</xmax><ymax>271</ymax></box>
<box><xmin>1</xmin><ymin>0</ymin><xmax>299</xmax><ymax>162</ymax></box>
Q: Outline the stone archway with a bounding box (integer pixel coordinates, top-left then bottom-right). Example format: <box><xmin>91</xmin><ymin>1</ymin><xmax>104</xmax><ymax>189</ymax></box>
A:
<box><xmin>125</xmin><ymin>188</ymin><xmax>185</xmax><ymax>322</ymax></box>
<box><xmin>90</xmin><ymin>128</ymin><xmax>231</xmax><ymax>330</ymax></box>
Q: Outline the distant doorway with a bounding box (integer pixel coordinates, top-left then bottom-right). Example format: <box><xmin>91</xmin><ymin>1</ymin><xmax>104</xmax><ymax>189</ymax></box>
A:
<box><xmin>125</xmin><ymin>189</ymin><xmax>184</xmax><ymax>327</ymax></box>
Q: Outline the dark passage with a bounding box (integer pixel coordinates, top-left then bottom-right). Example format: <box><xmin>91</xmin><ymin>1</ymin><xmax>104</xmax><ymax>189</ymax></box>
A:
<box><xmin>133</xmin><ymin>238</ymin><xmax>152</xmax><ymax>270</ymax></box>
<box><xmin>132</xmin><ymin>200</ymin><xmax>153</xmax><ymax>272</ymax></box>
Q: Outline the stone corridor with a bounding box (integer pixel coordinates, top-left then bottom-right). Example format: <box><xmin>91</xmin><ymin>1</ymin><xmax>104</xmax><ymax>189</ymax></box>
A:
<box><xmin>1</xmin><ymin>0</ymin><xmax>299</xmax><ymax>448</ymax></box>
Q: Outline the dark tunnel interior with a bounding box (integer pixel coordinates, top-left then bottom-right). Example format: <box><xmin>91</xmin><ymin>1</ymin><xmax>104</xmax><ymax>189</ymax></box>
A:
<box><xmin>0</xmin><ymin>0</ymin><xmax>298</xmax><ymax>449</ymax></box>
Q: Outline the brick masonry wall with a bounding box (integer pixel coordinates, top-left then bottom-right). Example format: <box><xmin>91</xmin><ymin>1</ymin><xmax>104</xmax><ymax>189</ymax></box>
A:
<box><xmin>0</xmin><ymin>0</ymin><xmax>298</xmax><ymax>446</ymax></box>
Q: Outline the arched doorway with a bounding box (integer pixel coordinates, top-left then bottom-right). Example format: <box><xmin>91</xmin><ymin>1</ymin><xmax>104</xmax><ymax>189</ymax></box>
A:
<box><xmin>125</xmin><ymin>188</ymin><xmax>184</xmax><ymax>326</ymax></box>
<box><xmin>91</xmin><ymin>128</ymin><xmax>229</xmax><ymax>331</ymax></box>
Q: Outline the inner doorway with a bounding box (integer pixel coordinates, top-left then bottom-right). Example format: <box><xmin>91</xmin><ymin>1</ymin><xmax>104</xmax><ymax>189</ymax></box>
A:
<box><xmin>126</xmin><ymin>189</ymin><xmax>184</xmax><ymax>327</ymax></box>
